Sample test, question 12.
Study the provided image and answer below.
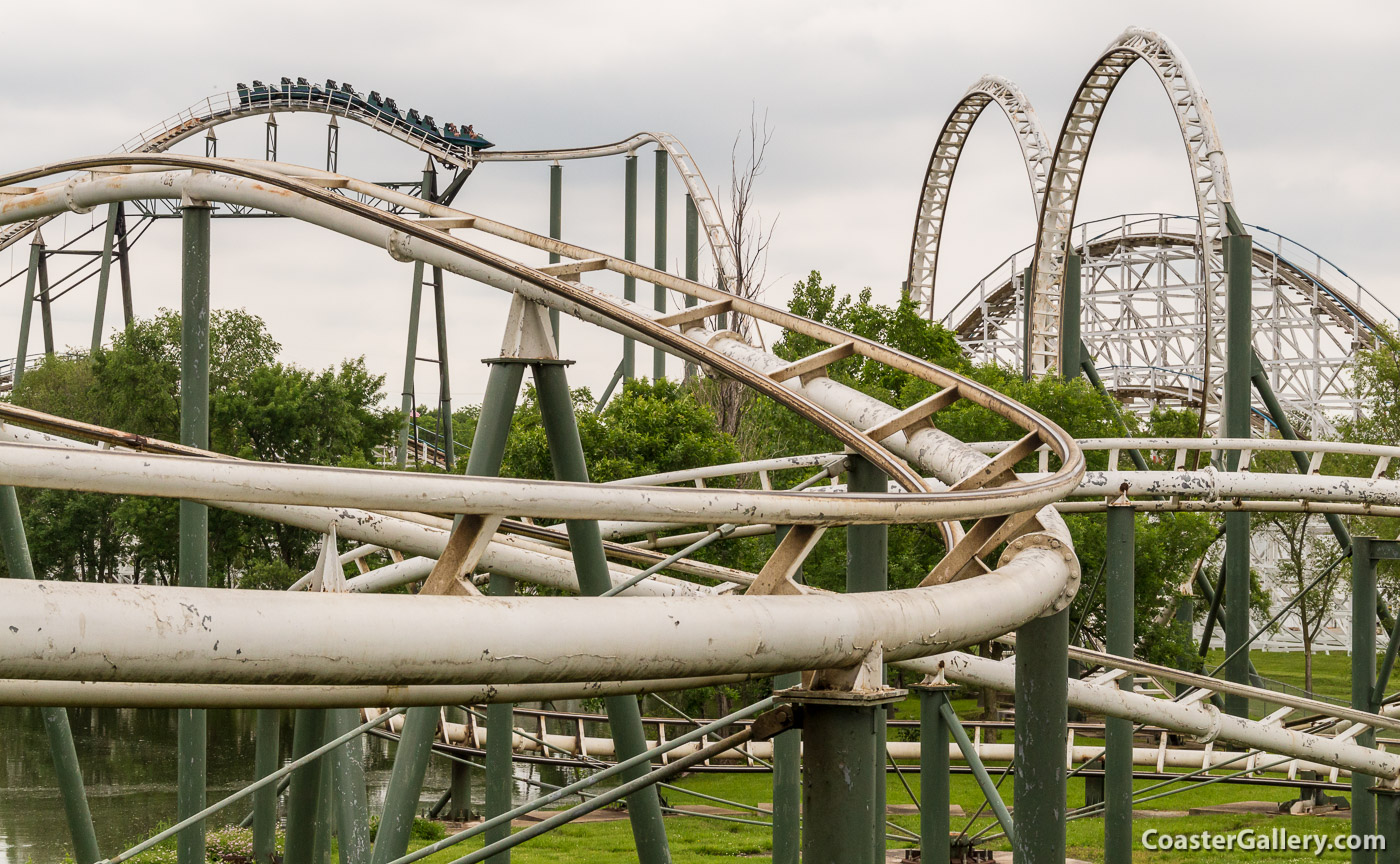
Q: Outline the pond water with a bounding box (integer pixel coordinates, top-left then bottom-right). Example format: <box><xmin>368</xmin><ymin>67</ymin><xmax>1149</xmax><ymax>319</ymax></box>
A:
<box><xmin>0</xmin><ymin>707</ymin><xmax>564</xmax><ymax>864</ymax></box>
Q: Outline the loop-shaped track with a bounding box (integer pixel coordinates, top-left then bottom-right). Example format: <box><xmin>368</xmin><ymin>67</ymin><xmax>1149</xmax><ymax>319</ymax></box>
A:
<box><xmin>906</xmin><ymin>75</ymin><xmax>1051</xmax><ymax>317</ymax></box>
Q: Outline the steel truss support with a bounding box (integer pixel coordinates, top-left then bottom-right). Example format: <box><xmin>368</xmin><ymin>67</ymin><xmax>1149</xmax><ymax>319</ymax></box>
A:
<box><xmin>653</xmin><ymin>147</ymin><xmax>667</xmax><ymax>380</ymax></box>
<box><xmin>1013</xmin><ymin>607</ymin><xmax>1068</xmax><ymax>864</ymax></box>
<box><xmin>1104</xmin><ymin>503</ymin><xmax>1133</xmax><ymax>864</ymax></box>
<box><xmin>178</xmin><ymin>199</ymin><xmax>211</xmax><ymax>864</ymax></box>
<box><xmin>0</xmin><ymin>487</ymin><xmax>100</xmax><ymax>864</ymax></box>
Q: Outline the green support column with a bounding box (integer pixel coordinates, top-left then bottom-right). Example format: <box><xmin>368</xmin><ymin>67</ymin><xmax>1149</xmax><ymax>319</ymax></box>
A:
<box><xmin>1175</xmin><ymin>595</ymin><xmax>1194</xmax><ymax>698</ymax></box>
<box><xmin>38</xmin><ymin>245</ymin><xmax>54</xmax><ymax>355</ymax></box>
<box><xmin>1354</xmin><ymin>537</ymin><xmax>1379</xmax><ymax>863</ymax></box>
<box><xmin>623</xmin><ymin>153</ymin><xmax>637</xmax><ymax>380</ymax></box>
<box><xmin>432</xmin><ymin>266</ymin><xmax>455</xmax><ymax>471</ymax></box>
<box><xmin>13</xmin><ymin>234</ymin><xmax>44</xmax><ymax>391</ymax></box>
<box><xmin>285</xmin><ymin>709</ymin><xmax>329</xmax><ymax>862</ymax></box>
<box><xmin>252</xmin><ymin>709</ymin><xmax>280</xmax><ymax>863</ymax></box>
<box><xmin>115</xmin><ymin>205</ymin><xmax>135</xmax><ymax>328</ymax></box>
<box><xmin>331</xmin><ymin>709</ymin><xmax>372</xmax><ymax>864</ymax></box>
<box><xmin>447</xmin><ymin>706</ymin><xmax>473</xmax><ymax>820</ymax></box>
<box><xmin>1374</xmin><ymin>788</ymin><xmax>1400</xmax><ymax>864</ymax></box>
<box><xmin>683</xmin><ymin>193</ymin><xmax>699</xmax><ymax>380</ymax></box>
<box><xmin>1105</xmin><ymin>504</ymin><xmax>1134</xmax><ymax>864</ymax></box>
<box><xmin>178</xmin><ymin>200</ymin><xmax>211</xmax><ymax>864</ymax></box>
<box><xmin>312</xmin><ymin>735</ymin><xmax>336</xmax><ymax>864</ymax></box>
<box><xmin>653</xmin><ymin>148</ymin><xmax>668</xmax><ymax>380</ymax></box>
<box><xmin>914</xmin><ymin>684</ymin><xmax>957</xmax><ymax>864</ymax></box>
<box><xmin>772</xmin><ymin>526</ymin><xmax>802</xmax><ymax>864</ymax></box>
<box><xmin>396</xmin><ymin>162</ymin><xmax>437</xmax><ymax>469</ymax></box>
<box><xmin>1013</xmin><ymin>607</ymin><xmax>1068</xmax><ymax>864</ymax></box>
<box><xmin>549</xmin><ymin>162</ymin><xmax>562</xmax><ymax>345</ymax></box>
<box><xmin>802</xmin><ymin>702</ymin><xmax>882</xmax><ymax>864</ymax></box>
<box><xmin>92</xmin><ymin>203</ymin><xmax>120</xmax><ymax>353</ymax></box>
<box><xmin>485</xmin><ymin>574</ymin><xmax>518</xmax><ymax>864</ymax></box>
<box><xmin>473</xmin><ymin>361</ymin><xmax>530</xmax><ymax>861</ymax></box>
<box><xmin>846</xmin><ymin>456</ymin><xmax>889</xmax><ymax>863</ymax></box>
<box><xmin>1223</xmin><ymin>230</ymin><xmax>1254</xmax><ymax>717</ymax></box>
<box><xmin>1021</xmin><ymin>266</ymin><xmax>1032</xmax><ymax>381</ymax></box>
<box><xmin>1061</xmin><ymin>253</ymin><xmax>1081</xmax><ymax>380</ymax></box>
<box><xmin>370</xmin><ymin>708</ymin><xmax>436</xmax><ymax>863</ymax></box>
<box><xmin>0</xmin><ymin>487</ymin><xmax>101</xmax><ymax>864</ymax></box>
<box><xmin>534</xmin><ymin>361</ymin><xmax>671</xmax><ymax>864</ymax></box>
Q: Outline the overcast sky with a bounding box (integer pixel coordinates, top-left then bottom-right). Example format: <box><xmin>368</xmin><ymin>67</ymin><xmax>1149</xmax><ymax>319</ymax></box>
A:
<box><xmin>2</xmin><ymin>1</ymin><xmax>1396</xmax><ymax>411</ymax></box>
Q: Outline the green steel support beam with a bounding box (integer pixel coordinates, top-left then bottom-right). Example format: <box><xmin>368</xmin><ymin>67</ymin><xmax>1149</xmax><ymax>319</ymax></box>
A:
<box><xmin>1175</xmin><ymin>595</ymin><xmax>1194</xmax><ymax>697</ymax></box>
<box><xmin>772</xmin><ymin>526</ymin><xmax>801</xmax><ymax>864</ymax></box>
<box><xmin>1354</xmin><ymin>536</ymin><xmax>1379</xmax><ymax>864</ymax></box>
<box><xmin>447</xmin><ymin>706</ymin><xmax>473</xmax><ymax>820</ymax></box>
<box><xmin>1222</xmin><ymin>229</ymin><xmax>1254</xmax><ymax>718</ymax></box>
<box><xmin>252</xmin><ymin>709</ymin><xmax>280</xmax><ymax>863</ymax></box>
<box><xmin>549</xmin><ymin>162</ymin><xmax>562</xmax><ymax>345</ymax></box>
<box><xmin>653</xmin><ymin>148</ymin><xmax>668</xmax><ymax>380</ymax></box>
<box><xmin>371</xmin><ymin>708</ymin><xmax>437</xmax><ymax>863</ymax></box>
<box><xmin>432</xmin><ymin>265</ymin><xmax>454</xmax><ymax>471</ymax></box>
<box><xmin>1104</xmin><ymin>504</ymin><xmax>1134</xmax><ymax>864</ymax></box>
<box><xmin>802</xmin><ymin>702</ymin><xmax>882</xmax><ymax>864</ymax></box>
<box><xmin>941</xmin><ymin>700</ymin><xmax>1015</xmax><ymax>845</ymax></box>
<box><xmin>1061</xmin><ymin>253</ymin><xmax>1081</xmax><ymax>380</ymax></box>
<box><xmin>534</xmin><ymin>360</ymin><xmax>671</xmax><ymax>864</ymax></box>
<box><xmin>485</xmin><ymin>577</ymin><xmax>517</xmax><ymax>864</ymax></box>
<box><xmin>1013</xmin><ymin>608</ymin><xmax>1068</xmax><ymax>864</ymax></box>
<box><xmin>178</xmin><ymin>201</ymin><xmax>211</xmax><ymax>864</ymax></box>
<box><xmin>116</xmin><ymin>205</ymin><xmax>134</xmax><ymax>328</ymax></box>
<box><xmin>313</xmin><ymin>735</ymin><xmax>336</xmax><ymax>864</ymax></box>
<box><xmin>847</xmin><ymin>455</ymin><xmax>889</xmax><ymax>863</ymax></box>
<box><xmin>331</xmin><ymin>708</ymin><xmax>372</xmax><ymax>864</ymax></box>
<box><xmin>684</xmin><ymin>193</ymin><xmax>699</xmax><ymax>380</ymax></box>
<box><xmin>623</xmin><ymin>153</ymin><xmax>637</xmax><ymax>380</ymax></box>
<box><xmin>92</xmin><ymin>203</ymin><xmax>120</xmax><ymax>353</ymax></box>
<box><xmin>1375</xmin><ymin>789</ymin><xmax>1400</xmax><ymax>864</ymax></box>
<box><xmin>396</xmin><ymin>259</ymin><xmax>425</xmax><ymax>469</ymax></box>
<box><xmin>38</xmin><ymin>245</ymin><xmax>54</xmax><ymax>355</ymax></box>
<box><xmin>286</xmin><ymin>709</ymin><xmax>329</xmax><ymax>862</ymax></box>
<box><xmin>915</xmin><ymin>685</ymin><xmax>956</xmax><ymax>864</ymax></box>
<box><xmin>0</xmin><ymin>486</ymin><xmax>100</xmax><ymax>864</ymax></box>
<box><xmin>13</xmin><ymin>235</ymin><xmax>43</xmax><ymax>391</ymax></box>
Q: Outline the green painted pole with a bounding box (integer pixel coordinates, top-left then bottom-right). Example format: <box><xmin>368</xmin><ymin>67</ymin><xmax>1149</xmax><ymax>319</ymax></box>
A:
<box><xmin>286</xmin><ymin>709</ymin><xmax>329</xmax><ymax>862</ymax></box>
<box><xmin>178</xmin><ymin>200</ymin><xmax>211</xmax><ymax>864</ymax></box>
<box><xmin>447</xmin><ymin>706</ymin><xmax>473</xmax><ymax>820</ymax></box>
<box><xmin>472</xmin><ymin>360</ymin><xmax>527</xmax><ymax>862</ymax></box>
<box><xmin>772</xmin><ymin>526</ymin><xmax>802</xmax><ymax>864</ymax></box>
<box><xmin>802</xmin><ymin>704</ymin><xmax>880</xmax><ymax>864</ymax></box>
<box><xmin>653</xmin><ymin>148</ymin><xmax>668</xmax><ymax>381</ymax></box>
<box><xmin>846</xmin><ymin>456</ymin><xmax>889</xmax><ymax>863</ymax></box>
<box><xmin>1354</xmin><ymin>537</ymin><xmax>1379</xmax><ymax>864</ymax></box>
<box><xmin>485</xmin><ymin>575</ymin><xmax>517</xmax><ymax>864</ymax></box>
<box><xmin>252</xmin><ymin>709</ymin><xmax>279</xmax><ymax>863</ymax></box>
<box><xmin>13</xmin><ymin>235</ymin><xmax>43</xmax><ymax>390</ymax></box>
<box><xmin>549</xmin><ymin>163</ymin><xmax>562</xmax><ymax>346</ymax></box>
<box><xmin>1175</xmin><ymin>595</ymin><xmax>1194</xmax><ymax>698</ymax></box>
<box><xmin>1061</xmin><ymin>253</ymin><xmax>1081</xmax><ymax>380</ymax></box>
<box><xmin>1222</xmin><ymin>230</ymin><xmax>1253</xmax><ymax>717</ymax></box>
<box><xmin>915</xmin><ymin>685</ymin><xmax>956</xmax><ymax>864</ymax></box>
<box><xmin>1374</xmin><ymin>788</ymin><xmax>1400</xmax><ymax>864</ymax></box>
<box><xmin>432</xmin><ymin>267</ymin><xmax>455</xmax><ymax>471</ymax></box>
<box><xmin>1021</xmin><ymin>266</ymin><xmax>1032</xmax><ymax>381</ymax></box>
<box><xmin>0</xmin><ymin>487</ymin><xmax>101</xmax><ymax>864</ymax></box>
<box><xmin>370</xmin><ymin>708</ymin><xmax>436</xmax><ymax>863</ymax></box>
<box><xmin>395</xmin><ymin>259</ymin><xmax>424</xmax><ymax>469</ymax></box>
<box><xmin>623</xmin><ymin>153</ymin><xmax>637</xmax><ymax>380</ymax></box>
<box><xmin>1013</xmin><ymin>608</ymin><xmax>1068</xmax><ymax>864</ymax></box>
<box><xmin>312</xmin><ymin>734</ymin><xmax>336</xmax><ymax>864</ymax></box>
<box><xmin>1104</xmin><ymin>504</ymin><xmax>1134</xmax><ymax>864</ymax></box>
<box><xmin>534</xmin><ymin>361</ymin><xmax>671</xmax><ymax>864</ymax></box>
<box><xmin>684</xmin><ymin>193</ymin><xmax>699</xmax><ymax>380</ymax></box>
<box><xmin>92</xmin><ymin>203</ymin><xmax>119</xmax><ymax>353</ymax></box>
<box><xmin>115</xmin><ymin>205</ymin><xmax>135</xmax><ymax>329</ymax></box>
<box><xmin>38</xmin><ymin>246</ymin><xmax>53</xmax><ymax>355</ymax></box>
<box><xmin>331</xmin><ymin>709</ymin><xmax>372</xmax><ymax>864</ymax></box>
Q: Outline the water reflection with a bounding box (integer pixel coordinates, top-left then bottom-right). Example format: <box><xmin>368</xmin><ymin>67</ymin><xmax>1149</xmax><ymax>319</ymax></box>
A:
<box><xmin>0</xmin><ymin>707</ymin><xmax>548</xmax><ymax>864</ymax></box>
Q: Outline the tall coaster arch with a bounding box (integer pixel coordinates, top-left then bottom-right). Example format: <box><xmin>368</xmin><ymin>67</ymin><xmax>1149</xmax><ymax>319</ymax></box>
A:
<box><xmin>905</xmin><ymin>74</ymin><xmax>1051</xmax><ymax>318</ymax></box>
<box><xmin>1028</xmin><ymin>26</ymin><xmax>1234</xmax><ymax>401</ymax></box>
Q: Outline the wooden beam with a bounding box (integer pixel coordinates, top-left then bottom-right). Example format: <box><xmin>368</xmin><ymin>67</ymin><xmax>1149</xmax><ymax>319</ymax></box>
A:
<box><xmin>768</xmin><ymin>341</ymin><xmax>857</xmax><ymax>383</ymax></box>
<box><xmin>863</xmin><ymin>386</ymin><xmax>959</xmax><ymax>441</ymax></box>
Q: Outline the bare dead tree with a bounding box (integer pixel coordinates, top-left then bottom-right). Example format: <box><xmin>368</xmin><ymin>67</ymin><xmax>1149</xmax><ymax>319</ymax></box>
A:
<box><xmin>695</xmin><ymin>108</ymin><xmax>777</xmax><ymax>442</ymax></box>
